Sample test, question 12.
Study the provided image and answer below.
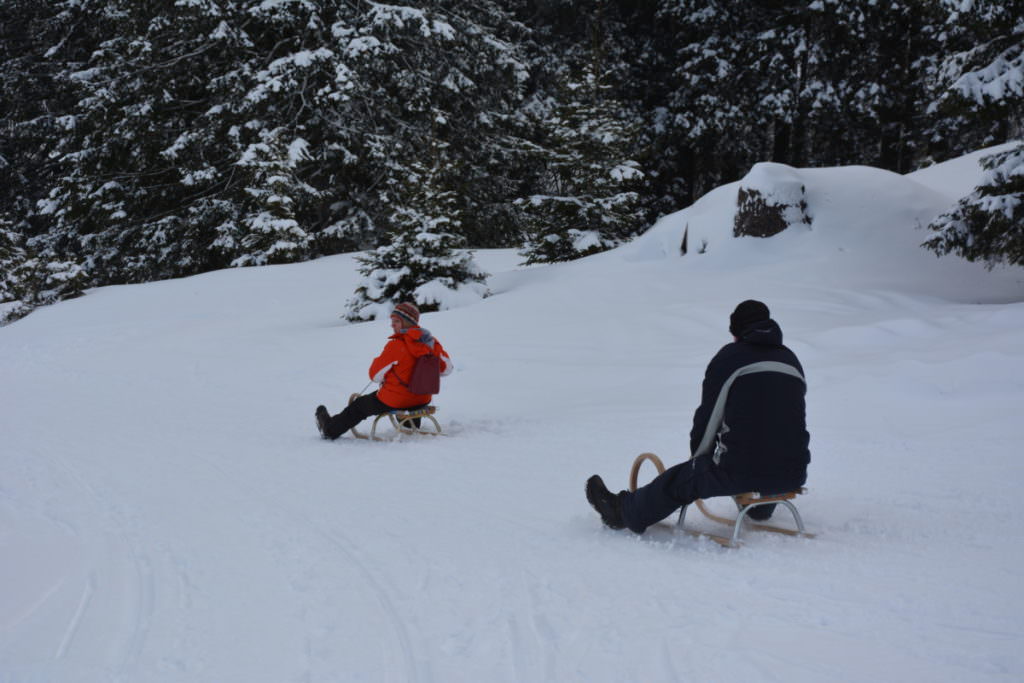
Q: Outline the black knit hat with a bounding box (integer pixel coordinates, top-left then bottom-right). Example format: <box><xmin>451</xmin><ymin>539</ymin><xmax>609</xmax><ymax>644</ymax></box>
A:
<box><xmin>729</xmin><ymin>300</ymin><xmax>770</xmax><ymax>337</ymax></box>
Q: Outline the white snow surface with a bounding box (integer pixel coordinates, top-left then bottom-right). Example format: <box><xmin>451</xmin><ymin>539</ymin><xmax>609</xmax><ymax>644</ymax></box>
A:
<box><xmin>3</xmin><ymin>147</ymin><xmax>1024</xmax><ymax>682</ymax></box>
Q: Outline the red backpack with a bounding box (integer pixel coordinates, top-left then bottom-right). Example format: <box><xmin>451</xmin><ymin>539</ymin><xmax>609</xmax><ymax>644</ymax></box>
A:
<box><xmin>407</xmin><ymin>353</ymin><xmax>441</xmax><ymax>395</ymax></box>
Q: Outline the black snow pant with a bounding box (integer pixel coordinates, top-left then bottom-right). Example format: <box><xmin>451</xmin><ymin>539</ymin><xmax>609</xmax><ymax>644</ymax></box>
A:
<box><xmin>619</xmin><ymin>455</ymin><xmax>806</xmax><ymax>534</ymax></box>
<box><xmin>323</xmin><ymin>392</ymin><xmax>426</xmax><ymax>439</ymax></box>
<box><xmin>323</xmin><ymin>392</ymin><xmax>390</xmax><ymax>439</ymax></box>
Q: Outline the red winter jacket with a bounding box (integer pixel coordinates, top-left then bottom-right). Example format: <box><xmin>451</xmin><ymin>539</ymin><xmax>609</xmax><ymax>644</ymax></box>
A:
<box><xmin>369</xmin><ymin>327</ymin><xmax>452</xmax><ymax>409</ymax></box>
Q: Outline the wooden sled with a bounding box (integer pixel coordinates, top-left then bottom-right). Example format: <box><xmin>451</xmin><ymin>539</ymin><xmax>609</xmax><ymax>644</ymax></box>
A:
<box><xmin>348</xmin><ymin>394</ymin><xmax>442</xmax><ymax>441</ymax></box>
<box><xmin>629</xmin><ymin>452</ymin><xmax>814</xmax><ymax>548</ymax></box>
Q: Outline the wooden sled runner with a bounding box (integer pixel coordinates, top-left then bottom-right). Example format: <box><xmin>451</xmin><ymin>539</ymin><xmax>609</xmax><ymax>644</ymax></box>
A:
<box><xmin>348</xmin><ymin>393</ymin><xmax>443</xmax><ymax>441</ymax></box>
<box><xmin>629</xmin><ymin>452</ymin><xmax>815</xmax><ymax>548</ymax></box>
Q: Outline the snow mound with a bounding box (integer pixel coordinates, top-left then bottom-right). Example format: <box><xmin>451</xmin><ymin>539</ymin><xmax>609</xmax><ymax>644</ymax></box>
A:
<box><xmin>733</xmin><ymin>162</ymin><xmax>813</xmax><ymax>238</ymax></box>
<box><xmin>624</xmin><ymin>163</ymin><xmax>949</xmax><ymax>261</ymax></box>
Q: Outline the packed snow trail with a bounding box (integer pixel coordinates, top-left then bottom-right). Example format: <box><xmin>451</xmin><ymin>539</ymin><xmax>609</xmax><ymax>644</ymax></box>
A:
<box><xmin>3</xmin><ymin>155</ymin><xmax>1024</xmax><ymax>682</ymax></box>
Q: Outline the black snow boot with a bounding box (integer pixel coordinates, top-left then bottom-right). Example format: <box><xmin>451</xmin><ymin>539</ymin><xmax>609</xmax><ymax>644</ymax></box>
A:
<box><xmin>315</xmin><ymin>405</ymin><xmax>331</xmax><ymax>439</ymax></box>
<box><xmin>586</xmin><ymin>475</ymin><xmax>626</xmax><ymax>530</ymax></box>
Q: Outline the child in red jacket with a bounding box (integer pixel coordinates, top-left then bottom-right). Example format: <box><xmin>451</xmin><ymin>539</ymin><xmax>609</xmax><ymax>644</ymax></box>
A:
<box><xmin>315</xmin><ymin>302</ymin><xmax>452</xmax><ymax>440</ymax></box>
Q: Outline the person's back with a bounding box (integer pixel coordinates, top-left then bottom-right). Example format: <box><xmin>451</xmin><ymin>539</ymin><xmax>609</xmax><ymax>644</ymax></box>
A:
<box><xmin>692</xmin><ymin>315</ymin><xmax>810</xmax><ymax>494</ymax></box>
<box><xmin>372</xmin><ymin>325</ymin><xmax>449</xmax><ymax>410</ymax></box>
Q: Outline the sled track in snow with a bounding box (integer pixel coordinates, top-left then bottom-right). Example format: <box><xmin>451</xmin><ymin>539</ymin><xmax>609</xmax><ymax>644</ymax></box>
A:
<box><xmin>200</xmin><ymin>457</ymin><xmax>427</xmax><ymax>683</ymax></box>
<box><xmin>47</xmin><ymin>452</ymin><xmax>155</xmax><ymax>676</ymax></box>
<box><xmin>298</xmin><ymin>517</ymin><xmax>424</xmax><ymax>682</ymax></box>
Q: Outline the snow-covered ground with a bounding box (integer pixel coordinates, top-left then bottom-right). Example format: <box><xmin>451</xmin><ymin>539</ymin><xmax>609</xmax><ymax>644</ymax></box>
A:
<box><xmin>3</xmin><ymin>146</ymin><xmax>1023</xmax><ymax>682</ymax></box>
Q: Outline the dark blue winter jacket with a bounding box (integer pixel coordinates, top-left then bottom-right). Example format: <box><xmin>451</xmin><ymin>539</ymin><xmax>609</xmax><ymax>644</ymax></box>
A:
<box><xmin>689</xmin><ymin>319</ymin><xmax>810</xmax><ymax>492</ymax></box>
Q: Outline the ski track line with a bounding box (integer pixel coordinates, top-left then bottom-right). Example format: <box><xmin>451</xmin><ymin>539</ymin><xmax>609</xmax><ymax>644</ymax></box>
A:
<box><xmin>48</xmin><ymin>453</ymin><xmax>155</xmax><ymax>675</ymax></box>
<box><xmin>199</xmin><ymin>457</ymin><xmax>427</xmax><ymax>683</ymax></box>
<box><xmin>520</xmin><ymin>568</ymin><xmax>557</xmax><ymax>682</ymax></box>
<box><xmin>528</xmin><ymin>603</ymin><xmax>558</xmax><ymax>681</ymax></box>
<box><xmin>6</xmin><ymin>576</ymin><xmax>68</xmax><ymax>636</ymax></box>
<box><xmin>504</xmin><ymin>613</ymin><xmax>529</xmax><ymax>683</ymax></box>
<box><xmin>55</xmin><ymin>575</ymin><xmax>94</xmax><ymax>659</ymax></box>
<box><xmin>658</xmin><ymin>638</ymin><xmax>682</xmax><ymax>682</ymax></box>
<box><xmin>316</xmin><ymin>527</ymin><xmax>425</xmax><ymax>683</ymax></box>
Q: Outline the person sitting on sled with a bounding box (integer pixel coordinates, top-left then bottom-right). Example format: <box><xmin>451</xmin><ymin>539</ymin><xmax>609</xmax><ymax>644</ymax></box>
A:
<box><xmin>585</xmin><ymin>300</ymin><xmax>810</xmax><ymax>533</ymax></box>
<box><xmin>315</xmin><ymin>302</ymin><xmax>452</xmax><ymax>440</ymax></box>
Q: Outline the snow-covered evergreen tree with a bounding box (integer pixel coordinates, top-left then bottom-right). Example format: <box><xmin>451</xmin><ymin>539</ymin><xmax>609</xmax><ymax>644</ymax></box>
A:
<box><xmin>797</xmin><ymin>0</ymin><xmax>941</xmax><ymax>172</ymax></box>
<box><xmin>647</xmin><ymin>0</ymin><xmax>939</xmax><ymax>202</ymax></box>
<box><xmin>515</xmin><ymin>11</ymin><xmax>646</xmax><ymax>264</ymax></box>
<box><xmin>21</xmin><ymin>0</ymin><xmax>525</xmax><ymax>305</ymax></box>
<box><xmin>0</xmin><ymin>0</ymin><xmax>59</xmax><ymax>220</ymax></box>
<box><xmin>0</xmin><ymin>218</ymin><xmax>25</xmax><ymax>305</ymax></box>
<box><xmin>0</xmin><ymin>217</ymin><xmax>87</xmax><ymax>325</ymax></box>
<box><xmin>33</xmin><ymin>0</ymin><xmax>244</xmax><ymax>283</ymax></box>
<box><xmin>0</xmin><ymin>0</ymin><xmax>537</xmax><ymax>296</ymax></box>
<box><xmin>920</xmin><ymin>2</ymin><xmax>1023</xmax><ymax>267</ymax></box>
<box><xmin>924</xmin><ymin>0</ymin><xmax>1024</xmax><ymax>157</ymax></box>
<box><xmin>345</xmin><ymin>229</ymin><xmax>489</xmax><ymax>323</ymax></box>
<box><xmin>0</xmin><ymin>0</ymin><xmax>89</xmax><ymax>324</ymax></box>
<box><xmin>648</xmin><ymin>0</ymin><xmax>775</xmax><ymax>200</ymax></box>
<box><xmin>227</xmin><ymin>130</ymin><xmax>316</xmax><ymax>267</ymax></box>
<box><xmin>4</xmin><ymin>0</ymin><xmax>1022</xmax><ymax>321</ymax></box>
<box><xmin>346</xmin><ymin>159</ymin><xmax>488</xmax><ymax>322</ymax></box>
<box><xmin>925</xmin><ymin>143</ymin><xmax>1024</xmax><ymax>267</ymax></box>
<box><xmin>337</xmin><ymin>2</ymin><xmax>531</xmax><ymax>250</ymax></box>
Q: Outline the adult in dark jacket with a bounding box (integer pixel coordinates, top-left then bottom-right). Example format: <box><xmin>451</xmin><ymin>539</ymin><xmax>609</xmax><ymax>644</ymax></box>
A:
<box><xmin>586</xmin><ymin>300</ymin><xmax>810</xmax><ymax>534</ymax></box>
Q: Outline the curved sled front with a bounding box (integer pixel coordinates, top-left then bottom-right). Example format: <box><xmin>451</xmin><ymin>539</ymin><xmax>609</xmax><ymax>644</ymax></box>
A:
<box><xmin>629</xmin><ymin>452</ymin><xmax>666</xmax><ymax>492</ymax></box>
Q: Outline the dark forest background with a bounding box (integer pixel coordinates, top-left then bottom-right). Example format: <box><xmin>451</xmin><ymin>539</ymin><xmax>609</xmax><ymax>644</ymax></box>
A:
<box><xmin>2</xmin><ymin>1</ymin><xmax>1021</xmax><ymax>321</ymax></box>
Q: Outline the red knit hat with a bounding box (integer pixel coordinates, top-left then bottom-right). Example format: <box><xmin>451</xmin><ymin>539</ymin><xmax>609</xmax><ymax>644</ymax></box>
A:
<box><xmin>392</xmin><ymin>302</ymin><xmax>420</xmax><ymax>327</ymax></box>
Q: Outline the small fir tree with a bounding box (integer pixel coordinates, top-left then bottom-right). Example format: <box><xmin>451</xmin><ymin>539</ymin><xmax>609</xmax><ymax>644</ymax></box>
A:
<box><xmin>346</xmin><ymin>161</ymin><xmax>488</xmax><ymax>322</ymax></box>
<box><xmin>925</xmin><ymin>143</ymin><xmax>1024</xmax><ymax>267</ymax></box>
<box><xmin>228</xmin><ymin>129</ymin><xmax>316</xmax><ymax>267</ymax></box>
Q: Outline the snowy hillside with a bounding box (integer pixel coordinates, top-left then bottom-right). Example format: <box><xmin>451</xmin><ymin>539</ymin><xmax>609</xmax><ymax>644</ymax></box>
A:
<box><xmin>2</xmin><ymin>148</ymin><xmax>1023</xmax><ymax>682</ymax></box>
